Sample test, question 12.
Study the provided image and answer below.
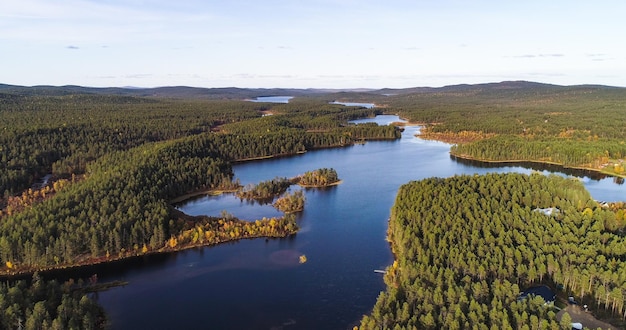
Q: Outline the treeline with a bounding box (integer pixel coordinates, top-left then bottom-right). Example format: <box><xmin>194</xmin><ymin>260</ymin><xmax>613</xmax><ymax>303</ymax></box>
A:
<box><xmin>451</xmin><ymin>135</ymin><xmax>626</xmax><ymax>172</ymax></box>
<box><xmin>167</xmin><ymin>213</ymin><xmax>298</xmax><ymax>249</ymax></box>
<box><xmin>391</xmin><ymin>85</ymin><xmax>626</xmax><ymax>139</ymax></box>
<box><xmin>384</xmin><ymin>85</ymin><xmax>626</xmax><ymax>171</ymax></box>
<box><xmin>221</xmin><ymin>101</ymin><xmax>399</xmax><ymax>139</ymax></box>
<box><xmin>0</xmin><ymin>273</ymin><xmax>104</xmax><ymax>329</ymax></box>
<box><xmin>360</xmin><ymin>173</ymin><xmax>626</xmax><ymax>329</ymax></box>
<box><xmin>212</xmin><ymin>128</ymin><xmax>398</xmax><ymax>162</ymax></box>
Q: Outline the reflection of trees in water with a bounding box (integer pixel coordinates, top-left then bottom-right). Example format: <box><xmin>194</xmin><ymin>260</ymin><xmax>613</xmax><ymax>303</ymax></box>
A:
<box><xmin>239</xmin><ymin>196</ymin><xmax>274</xmax><ymax>206</ymax></box>
<box><xmin>614</xmin><ymin>177</ymin><xmax>624</xmax><ymax>185</ymax></box>
<box><xmin>450</xmin><ymin>155</ymin><xmax>609</xmax><ymax>180</ymax></box>
<box><xmin>34</xmin><ymin>252</ymin><xmax>175</xmax><ymax>283</ymax></box>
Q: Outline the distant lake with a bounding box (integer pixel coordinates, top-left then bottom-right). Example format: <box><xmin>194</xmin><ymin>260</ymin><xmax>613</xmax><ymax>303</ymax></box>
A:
<box><xmin>249</xmin><ymin>96</ymin><xmax>293</xmax><ymax>103</ymax></box>
<box><xmin>92</xmin><ymin>115</ymin><xmax>625</xmax><ymax>329</ymax></box>
<box><xmin>330</xmin><ymin>101</ymin><xmax>376</xmax><ymax>108</ymax></box>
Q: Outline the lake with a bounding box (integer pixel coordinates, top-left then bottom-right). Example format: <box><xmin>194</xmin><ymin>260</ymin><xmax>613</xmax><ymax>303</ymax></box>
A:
<box><xmin>249</xmin><ymin>96</ymin><xmax>294</xmax><ymax>103</ymax></box>
<box><xmin>330</xmin><ymin>101</ymin><xmax>376</xmax><ymax>108</ymax></box>
<box><xmin>94</xmin><ymin>115</ymin><xmax>625</xmax><ymax>329</ymax></box>
<box><xmin>247</xmin><ymin>96</ymin><xmax>376</xmax><ymax>109</ymax></box>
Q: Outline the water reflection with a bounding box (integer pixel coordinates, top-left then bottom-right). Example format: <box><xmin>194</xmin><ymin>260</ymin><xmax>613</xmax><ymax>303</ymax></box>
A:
<box><xmin>177</xmin><ymin>192</ymin><xmax>284</xmax><ymax>220</ymax></box>
<box><xmin>450</xmin><ymin>155</ymin><xmax>610</xmax><ymax>180</ymax></box>
<box><xmin>248</xmin><ymin>96</ymin><xmax>293</xmax><ymax>103</ymax></box>
<box><xmin>330</xmin><ymin>101</ymin><xmax>376</xmax><ymax>108</ymax></box>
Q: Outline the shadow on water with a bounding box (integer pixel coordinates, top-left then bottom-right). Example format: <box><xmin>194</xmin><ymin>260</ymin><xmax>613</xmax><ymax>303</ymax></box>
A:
<box><xmin>26</xmin><ymin>234</ymin><xmax>302</xmax><ymax>285</ymax></box>
<box><xmin>30</xmin><ymin>252</ymin><xmax>178</xmax><ymax>283</ymax></box>
<box><xmin>450</xmin><ymin>155</ymin><xmax>611</xmax><ymax>181</ymax></box>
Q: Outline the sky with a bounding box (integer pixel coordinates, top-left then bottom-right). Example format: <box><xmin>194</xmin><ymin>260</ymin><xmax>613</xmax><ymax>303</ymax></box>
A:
<box><xmin>2</xmin><ymin>0</ymin><xmax>626</xmax><ymax>89</ymax></box>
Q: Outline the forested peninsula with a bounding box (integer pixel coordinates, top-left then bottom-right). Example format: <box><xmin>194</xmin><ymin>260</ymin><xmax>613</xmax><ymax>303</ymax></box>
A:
<box><xmin>360</xmin><ymin>173</ymin><xmax>626</xmax><ymax>329</ymax></box>
<box><xmin>2</xmin><ymin>82</ymin><xmax>626</xmax><ymax>329</ymax></box>
<box><xmin>393</xmin><ymin>82</ymin><xmax>626</xmax><ymax>177</ymax></box>
<box><xmin>0</xmin><ymin>93</ymin><xmax>398</xmax><ymax>276</ymax></box>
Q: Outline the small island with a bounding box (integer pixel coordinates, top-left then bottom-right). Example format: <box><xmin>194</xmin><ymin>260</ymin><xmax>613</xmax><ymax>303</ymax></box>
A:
<box><xmin>232</xmin><ymin>168</ymin><xmax>340</xmax><ymax>213</ymax></box>
<box><xmin>273</xmin><ymin>190</ymin><xmax>306</xmax><ymax>213</ymax></box>
<box><xmin>235</xmin><ymin>177</ymin><xmax>295</xmax><ymax>202</ymax></box>
<box><xmin>296</xmin><ymin>168</ymin><xmax>341</xmax><ymax>187</ymax></box>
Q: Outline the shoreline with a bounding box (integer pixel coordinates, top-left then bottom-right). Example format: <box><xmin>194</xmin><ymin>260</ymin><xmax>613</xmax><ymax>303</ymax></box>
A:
<box><xmin>298</xmin><ymin>180</ymin><xmax>343</xmax><ymax>188</ymax></box>
<box><xmin>450</xmin><ymin>153</ymin><xmax>626</xmax><ymax>179</ymax></box>
<box><xmin>169</xmin><ymin>188</ymin><xmax>238</xmax><ymax>204</ymax></box>
<box><xmin>0</xmin><ymin>228</ymin><xmax>297</xmax><ymax>279</ymax></box>
<box><xmin>1</xmin><ymin>171</ymin><xmax>344</xmax><ymax>278</ymax></box>
<box><xmin>412</xmin><ymin>124</ymin><xmax>626</xmax><ymax>180</ymax></box>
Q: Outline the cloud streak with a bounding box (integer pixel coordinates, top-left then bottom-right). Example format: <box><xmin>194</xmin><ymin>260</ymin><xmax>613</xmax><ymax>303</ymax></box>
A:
<box><xmin>509</xmin><ymin>54</ymin><xmax>565</xmax><ymax>58</ymax></box>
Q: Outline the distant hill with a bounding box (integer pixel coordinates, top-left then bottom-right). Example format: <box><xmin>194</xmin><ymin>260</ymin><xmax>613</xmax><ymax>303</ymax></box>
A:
<box><xmin>0</xmin><ymin>84</ymin><xmax>340</xmax><ymax>99</ymax></box>
<box><xmin>376</xmin><ymin>81</ymin><xmax>560</xmax><ymax>95</ymax></box>
<box><xmin>0</xmin><ymin>81</ymin><xmax>622</xmax><ymax>99</ymax></box>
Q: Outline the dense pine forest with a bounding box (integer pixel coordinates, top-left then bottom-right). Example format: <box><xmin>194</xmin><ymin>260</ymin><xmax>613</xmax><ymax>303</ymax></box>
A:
<box><xmin>359</xmin><ymin>173</ymin><xmax>626</xmax><ymax>329</ymax></box>
<box><xmin>2</xmin><ymin>82</ymin><xmax>626</xmax><ymax>329</ymax></box>
<box><xmin>388</xmin><ymin>82</ymin><xmax>626</xmax><ymax>176</ymax></box>
<box><xmin>0</xmin><ymin>273</ymin><xmax>105</xmax><ymax>329</ymax></box>
<box><xmin>0</xmin><ymin>92</ymin><xmax>397</xmax><ymax>275</ymax></box>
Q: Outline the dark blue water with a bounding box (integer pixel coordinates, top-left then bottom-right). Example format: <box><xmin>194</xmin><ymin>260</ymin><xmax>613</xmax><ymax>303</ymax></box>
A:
<box><xmin>95</xmin><ymin>115</ymin><xmax>625</xmax><ymax>329</ymax></box>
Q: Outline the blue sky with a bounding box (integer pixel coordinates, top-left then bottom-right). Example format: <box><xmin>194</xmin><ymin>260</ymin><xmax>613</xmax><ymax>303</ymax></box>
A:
<box><xmin>2</xmin><ymin>0</ymin><xmax>625</xmax><ymax>88</ymax></box>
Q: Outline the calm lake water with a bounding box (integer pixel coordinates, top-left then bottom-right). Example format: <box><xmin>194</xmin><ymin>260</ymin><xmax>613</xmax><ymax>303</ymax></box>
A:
<box><xmin>249</xmin><ymin>96</ymin><xmax>293</xmax><ymax>103</ymax></box>
<box><xmin>94</xmin><ymin>115</ymin><xmax>625</xmax><ymax>329</ymax></box>
<box><xmin>330</xmin><ymin>101</ymin><xmax>376</xmax><ymax>108</ymax></box>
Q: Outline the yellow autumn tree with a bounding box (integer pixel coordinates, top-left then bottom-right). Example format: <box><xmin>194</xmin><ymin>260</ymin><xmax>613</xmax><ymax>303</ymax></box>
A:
<box><xmin>168</xmin><ymin>237</ymin><xmax>178</xmax><ymax>248</ymax></box>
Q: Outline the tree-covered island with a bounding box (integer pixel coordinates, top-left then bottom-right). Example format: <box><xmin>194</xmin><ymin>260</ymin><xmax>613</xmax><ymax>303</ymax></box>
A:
<box><xmin>296</xmin><ymin>168</ymin><xmax>341</xmax><ymax>187</ymax></box>
<box><xmin>236</xmin><ymin>177</ymin><xmax>295</xmax><ymax>201</ymax></box>
<box><xmin>273</xmin><ymin>190</ymin><xmax>306</xmax><ymax>213</ymax></box>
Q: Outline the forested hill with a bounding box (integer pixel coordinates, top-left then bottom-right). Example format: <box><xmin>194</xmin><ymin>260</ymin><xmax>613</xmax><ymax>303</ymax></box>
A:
<box><xmin>2</xmin><ymin>80</ymin><xmax>621</xmax><ymax>100</ymax></box>
<box><xmin>0</xmin><ymin>84</ymin><xmax>353</xmax><ymax>99</ymax></box>
<box><xmin>376</xmin><ymin>80</ymin><xmax>562</xmax><ymax>95</ymax></box>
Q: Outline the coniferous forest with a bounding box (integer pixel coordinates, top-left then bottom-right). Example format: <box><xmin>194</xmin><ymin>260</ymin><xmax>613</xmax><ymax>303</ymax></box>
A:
<box><xmin>2</xmin><ymin>82</ymin><xmax>626</xmax><ymax>329</ymax></box>
<box><xmin>0</xmin><ymin>93</ymin><xmax>397</xmax><ymax>274</ymax></box>
<box><xmin>359</xmin><ymin>173</ymin><xmax>626</xmax><ymax>329</ymax></box>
